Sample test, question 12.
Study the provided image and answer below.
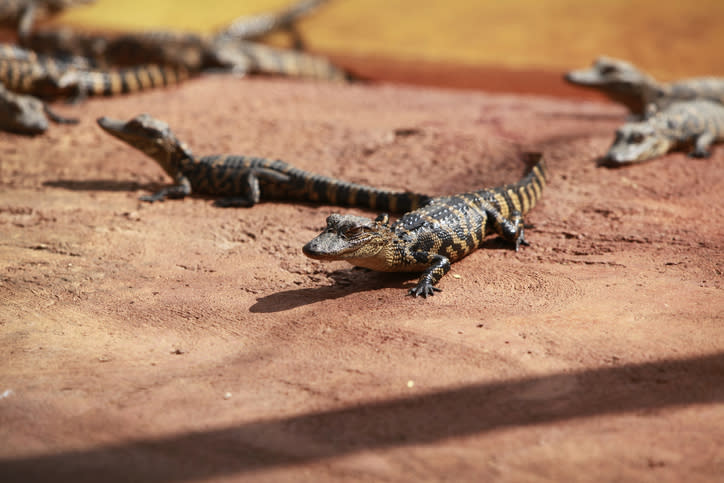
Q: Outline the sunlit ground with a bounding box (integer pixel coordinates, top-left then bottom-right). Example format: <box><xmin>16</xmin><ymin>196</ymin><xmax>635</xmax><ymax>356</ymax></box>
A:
<box><xmin>55</xmin><ymin>0</ymin><xmax>724</xmax><ymax>80</ymax></box>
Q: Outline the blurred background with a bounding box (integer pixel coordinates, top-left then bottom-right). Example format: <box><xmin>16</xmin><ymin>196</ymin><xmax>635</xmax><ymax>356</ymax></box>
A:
<box><xmin>43</xmin><ymin>0</ymin><xmax>724</xmax><ymax>99</ymax></box>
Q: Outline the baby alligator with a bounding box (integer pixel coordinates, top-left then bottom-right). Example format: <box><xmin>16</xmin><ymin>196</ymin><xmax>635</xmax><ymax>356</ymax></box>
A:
<box><xmin>603</xmin><ymin>100</ymin><xmax>724</xmax><ymax>165</ymax></box>
<box><xmin>565</xmin><ymin>56</ymin><xmax>724</xmax><ymax>117</ymax></box>
<box><xmin>303</xmin><ymin>153</ymin><xmax>547</xmax><ymax>297</ymax></box>
<box><xmin>0</xmin><ymin>80</ymin><xmax>76</xmax><ymax>134</ymax></box>
<box><xmin>97</xmin><ymin>113</ymin><xmax>430</xmax><ymax>211</ymax></box>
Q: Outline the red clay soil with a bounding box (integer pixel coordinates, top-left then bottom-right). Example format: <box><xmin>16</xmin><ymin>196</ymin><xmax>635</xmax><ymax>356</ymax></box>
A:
<box><xmin>1</xmin><ymin>72</ymin><xmax>723</xmax><ymax>482</ymax></box>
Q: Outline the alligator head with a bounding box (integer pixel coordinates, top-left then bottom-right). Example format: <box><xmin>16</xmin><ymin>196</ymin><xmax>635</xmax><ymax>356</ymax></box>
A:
<box><xmin>97</xmin><ymin>113</ymin><xmax>193</xmax><ymax>177</ymax></box>
<box><xmin>564</xmin><ymin>56</ymin><xmax>662</xmax><ymax>113</ymax></box>
<box><xmin>603</xmin><ymin>122</ymin><xmax>671</xmax><ymax>165</ymax></box>
<box><xmin>303</xmin><ymin>213</ymin><xmax>398</xmax><ymax>271</ymax></box>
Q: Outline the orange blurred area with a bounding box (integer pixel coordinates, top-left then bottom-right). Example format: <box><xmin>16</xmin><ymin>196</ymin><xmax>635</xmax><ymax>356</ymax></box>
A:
<box><xmin>47</xmin><ymin>0</ymin><xmax>724</xmax><ymax>96</ymax></box>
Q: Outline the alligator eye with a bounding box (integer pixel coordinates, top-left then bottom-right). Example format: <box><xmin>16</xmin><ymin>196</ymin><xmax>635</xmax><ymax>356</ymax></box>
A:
<box><xmin>599</xmin><ymin>65</ymin><xmax>618</xmax><ymax>75</ymax></box>
<box><xmin>343</xmin><ymin>226</ymin><xmax>369</xmax><ymax>239</ymax></box>
<box><xmin>629</xmin><ymin>132</ymin><xmax>645</xmax><ymax>144</ymax></box>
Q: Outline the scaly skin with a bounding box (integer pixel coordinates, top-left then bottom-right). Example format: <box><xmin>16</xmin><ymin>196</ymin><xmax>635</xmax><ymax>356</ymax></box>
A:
<box><xmin>0</xmin><ymin>45</ymin><xmax>190</xmax><ymax>99</ymax></box>
<box><xmin>21</xmin><ymin>0</ymin><xmax>346</xmax><ymax>79</ymax></box>
<box><xmin>216</xmin><ymin>0</ymin><xmax>330</xmax><ymax>45</ymax></box>
<box><xmin>0</xmin><ymin>80</ymin><xmax>76</xmax><ymax>134</ymax></box>
<box><xmin>303</xmin><ymin>153</ymin><xmax>548</xmax><ymax>298</ymax></box>
<box><xmin>96</xmin><ymin>113</ymin><xmax>430</xmax><ymax>211</ymax></box>
<box><xmin>0</xmin><ymin>0</ymin><xmax>94</xmax><ymax>40</ymax></box>
<box><xmin>604</xmin><ymin>100</ymin><xmax>724</xmax><ymax>165</ymax></box>
<box><xmin>565</xmin><ymin>56</ymin><xmax>724</xmax><ymax>116</ymax></box>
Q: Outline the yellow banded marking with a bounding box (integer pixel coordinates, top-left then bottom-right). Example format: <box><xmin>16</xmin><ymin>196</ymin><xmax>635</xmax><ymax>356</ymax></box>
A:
<box><xmin>525</xmin><ymin>185</ymin><xmax>536</xmax><ymax>210</ymax></box>
<box><xmin>325</xmin><ymin>182</ymin><xmax>337</xmax><ymax>204</ymax></box>
<box><xmin>368</xmin><ymin>191</ymin><xmax>377</xmax><ymax>209</ymax></box>
<box><xmin>304</xmin><ymin>177</ymin><xmax>317</xmax><ymax>201</ymax></box>
<box><xmin>507</xmin><ymin>189</ymin><xmax>522</xmax><ymax>213</ymax></box>
<box><xmin>346</xmin><ymin>186</ymin><xmax>359</xmax><ymax>206</ymax></box>
<box><xmin>135</xmin><ymin>67</ymin><xmax>151</xmax><ymax>89</ymax></box>
<box><xmin>122</xmin><ymin>70</ymin><xmax>138</xmax><ymax>92</ymax></box>
<box><xmin>109</xmin><ymin>72</ymin><xmax>122</xmax><ymax>94</ymax></box>
<box><xmin>518</xmin><ymin>186</ymin><xmax>530</xmax><ymax>214</ymax></box>
<box><xmin>388</xmin><ymin>194</ymin><xmax>398</xmax><ymax>214</ymax></box>
<box><xmin>492</xmin><ymin>192</ymin><xmax>508</xmax><ymax>217</ymax></box>
<box><xmin>530</xmin><ymin>178</ymin><xmax>542</xmax><ymax>200</ymax></box>
<box><xmin>146</xmin><ymin>65</ymin><xmax>163</xmax><ymax>86</ymax></box>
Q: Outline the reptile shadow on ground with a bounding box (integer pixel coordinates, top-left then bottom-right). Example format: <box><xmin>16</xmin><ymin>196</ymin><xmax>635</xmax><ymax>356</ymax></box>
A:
<box><xmin>2</xmin><ymin>352</ymin><xmax>721</xmax><ymax>483</ymax></box>
<box><xmin>251</xmin><ymin>237</ymin><xmax>525</xmax><ymax>313</ymax></box>
<box><xmin>249</xmin><ymin>269</ymin><xmax>417</xmax><ymax>313</ymax></box>
<box><xmin>43</xmin><ymin>179</ymin><xmax>161</xmax><ymax>193</ymax></box>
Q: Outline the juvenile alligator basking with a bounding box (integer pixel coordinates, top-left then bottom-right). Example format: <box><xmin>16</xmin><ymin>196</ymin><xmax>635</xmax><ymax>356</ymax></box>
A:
<box><xmin>303</xmin><ymin>153</ymin><xmax>547</xmax><ymax>297</ymax></box>
<box><xmin>216</xmin><ymin>0</ymin><xmax>329</xmax><ymax>45</ymax></box>
<box><xmin>97</xmin><ymin>113</ymin><xmax>430</xmax><ymax>210</ymax></box>
<box><xmin>0</xmin><ymin>80</ymin><xmax>76</xmax><ymax>133</ymax></box>
<box><xmin>1</xmin><ymin>45</ymin><xmax>190</xmax><ymax>98</ymax></box>
<box><xmin>21</xmin><ymin>0</ymin><xmax>345</xmax><ymax>79</ymax></box>
<box><xmin>603</xmin><ymin>100</ymin><xmax>724</xmax><ymax>165</ymax></box>
<box><xmin>565</xmin><ymin>56</ymin><xmax>724</xmax><ymax>117</ymax></box>
<box><xmin>0</xmin><ymin>0</ymin><xmax>94</xmax><ymax>40</ymax></box>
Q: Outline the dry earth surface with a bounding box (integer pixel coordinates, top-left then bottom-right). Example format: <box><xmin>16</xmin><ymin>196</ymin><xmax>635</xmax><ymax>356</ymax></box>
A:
<box><xmin>1</xmin><ymin>74</ymin><xmax>723</xmax><ymax>482</ymax></box>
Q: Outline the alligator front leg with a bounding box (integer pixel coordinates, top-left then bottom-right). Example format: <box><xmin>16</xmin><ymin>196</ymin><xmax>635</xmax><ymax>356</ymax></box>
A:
<box><xmin>140</xmin><ymin>175</ymin><xmax>191</xmax><ymax>202</ymax></box>
<box><xmin>690</xmin><ymin>131</ymin><xmax>716</xmax><ymax>158</ymax></box>
<box><xmin>409</xmin><ymin>253</ymin><xmax>451</xmax><ymax>298</ymax></box>
<box><xmin>17</xmin><ymin>4</ymin><xmax>37</xmax><ymax>41</ymax></box>
<box><xmin>43</xmin><ymin>104</ymin><xmax>78</xmax><ymax>125</ymax></box>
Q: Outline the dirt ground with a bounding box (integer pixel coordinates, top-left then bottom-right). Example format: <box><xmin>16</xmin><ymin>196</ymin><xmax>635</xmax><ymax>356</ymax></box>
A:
<box><xmin>0</xmin><ymin>72</ymin><xmax>723</xmax><ymax>482</ymax></box>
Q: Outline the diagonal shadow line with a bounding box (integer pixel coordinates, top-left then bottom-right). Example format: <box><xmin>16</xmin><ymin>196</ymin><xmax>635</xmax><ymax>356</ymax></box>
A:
<box><xmin>2</xmin><ymin>353</ymin><xmax>723</xmax><ymax>482</ymax></box>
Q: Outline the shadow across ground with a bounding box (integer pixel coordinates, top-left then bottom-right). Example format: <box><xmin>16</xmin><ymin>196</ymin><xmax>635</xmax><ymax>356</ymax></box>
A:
<box><xmin>2</xmin><ymin>352</ymin><xmax>722</xmax><ymax>482</ymax></box>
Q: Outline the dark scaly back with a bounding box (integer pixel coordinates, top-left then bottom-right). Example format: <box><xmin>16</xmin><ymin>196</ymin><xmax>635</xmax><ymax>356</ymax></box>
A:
<box><xmin>188</xmin><ymin>155</ymin><xmax>431</xmax><ymax>214</ymax></box>
<box><xmin>390</xmin><ymin>153</ymin><xmax>547</xmax><ymax>261</ymax></box>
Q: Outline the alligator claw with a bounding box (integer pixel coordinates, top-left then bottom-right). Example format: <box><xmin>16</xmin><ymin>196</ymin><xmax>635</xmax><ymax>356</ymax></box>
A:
<box><xmin>408</xmin><ymin>283</ymin><xmax>442</xmax><ymax>298</ymax></box>
<box><xmin>689</xmin><ymin>149</ymin><xmax>710</xmax><ymax>159</ymax></box>
<box><xmin>139</xmin><ymin>193</ymin><xmax>165</xmax><ymax>203</ymax></box>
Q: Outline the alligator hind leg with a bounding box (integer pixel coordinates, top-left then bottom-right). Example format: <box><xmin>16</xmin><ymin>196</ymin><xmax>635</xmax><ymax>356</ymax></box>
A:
<box><xmin>140</xmin><ymin>176</ymin><xmax>191</xmax><ymax>202</ymax></box>
<box><xmin>689</xmin><ymin>131</ymin><xmax>716</xmax><ymax>158</ymax></box>
<box><xmin>214</xmin><ymin>167</ymin><xmax>291</xmax><ymax>207</ymax></box>
<box><xmin>488</xmin><ymin>209</ymin><xmax>528</xmax><ymax>251</ymax></box>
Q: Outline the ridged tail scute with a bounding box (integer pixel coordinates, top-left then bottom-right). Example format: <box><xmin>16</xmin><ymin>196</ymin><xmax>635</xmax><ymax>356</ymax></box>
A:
<box><xmin>484</xmin><ymin>152</ymin><xmax>547</xmax><ymax>217</ymax></box>
<box><xmin>72</xmin><ymin>64</ymin><xmax>191</xmax><ymax>97</ymax></box>
<box><xmin>280</xmin><ymin>164</ymin><xmax>431</xmax><ymax>214</ymax></box>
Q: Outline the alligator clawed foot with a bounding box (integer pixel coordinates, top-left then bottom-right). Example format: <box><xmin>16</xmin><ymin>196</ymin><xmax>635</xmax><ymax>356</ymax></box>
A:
<box><xmin>408</xmin><ymin>282</ymin><xmax>442</xmax><ymax>298</ymax></box>
<box><xmin>689</xmin><ymin>149</ymin><xmax>711</xmax><ymax>159</ymax></box>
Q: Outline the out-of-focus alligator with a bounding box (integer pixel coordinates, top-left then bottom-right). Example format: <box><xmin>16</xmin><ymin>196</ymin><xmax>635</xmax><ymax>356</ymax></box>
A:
<box><xmin>0</xmin><ymin>80</ymin><xmax>76</xmax><ymax>133</ymax></box>
<box><xmin>565</xmin><ymin>56</ymin><xmax>724</xmax><ymax>117</ymax></box>
<box><xmin>603</xmin><ymin>100</ymin><xmax>724</xmax><ymax>165</ymax></box>
<box><xmin>0</xmin><ymin>0</ymin><xmax>94</xmax><ymax>40</ymax></box>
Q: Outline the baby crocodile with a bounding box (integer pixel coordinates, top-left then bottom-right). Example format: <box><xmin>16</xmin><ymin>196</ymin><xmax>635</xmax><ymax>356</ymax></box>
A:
<box><xmin>603</xmin><ymin>100</ymin><xmax>724</xmax><ymax>165</ymax></box>
<box><xmin>97</xmin><ymin>113</ymin><xmax>430</xmax><ymax>211</ymax></box>
<box><xmin>303</xmin><ymin>154</ymin><xmax>547</xmax><ymax>297</ymax></box>
<box><xmin>0</xmin><ymin>81</ymin><xmax>76</xmax><ymax>134</ymax></box>
<box><xmin>565</xmin><ymin>56</ymin><xmax>724</xmax><ymax>116</ymax></box>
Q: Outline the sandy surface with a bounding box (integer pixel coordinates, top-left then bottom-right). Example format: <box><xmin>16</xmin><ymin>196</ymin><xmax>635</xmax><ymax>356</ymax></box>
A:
<box><xmin>1</xmin><ymin>75</ymin><xmax>723</xmax><ymax>481</ymax></box>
